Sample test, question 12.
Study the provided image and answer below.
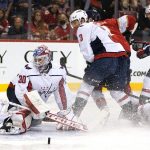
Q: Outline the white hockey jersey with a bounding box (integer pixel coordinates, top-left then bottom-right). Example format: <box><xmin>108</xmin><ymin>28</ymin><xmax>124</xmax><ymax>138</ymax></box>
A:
<box><xmin>9</xmin><ymin>62</ymin><xmax>68</xmax><ymax>110</ymax></box>
<box><xmin>76</xmin><ymin>15</ymin><xmax>137</xmax><ymax>62</ymax></box>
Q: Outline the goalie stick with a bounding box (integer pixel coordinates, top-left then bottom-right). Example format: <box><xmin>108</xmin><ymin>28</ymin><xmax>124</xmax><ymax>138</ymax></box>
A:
<box><xmin>45</xmin><ymin>112</ymin><xmax>88</xmax><ymax>131</ymax></box>
<box><xmin>8</xmin><ymin>101</ymin><xmax>88</xmax><ymax>132</ymax></box>
<box><xmin>132</xmin><ymin>40</ymin><xmax>150</xmax><ymax>44</ymax></box>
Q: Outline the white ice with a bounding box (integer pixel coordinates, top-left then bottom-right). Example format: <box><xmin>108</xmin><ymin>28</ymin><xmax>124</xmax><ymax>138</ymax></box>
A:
<box><xmin>0</xmin><ymin>91</ymin><xmax>150</xmax><ymax>150</ymax></box>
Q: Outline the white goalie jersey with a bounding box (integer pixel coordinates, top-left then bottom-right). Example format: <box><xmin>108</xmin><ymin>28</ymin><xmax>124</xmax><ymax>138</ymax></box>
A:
<box><xmin>9</xmin><ymin>62</ymin><xmax>68</xmax><ymax>110</ymax></box>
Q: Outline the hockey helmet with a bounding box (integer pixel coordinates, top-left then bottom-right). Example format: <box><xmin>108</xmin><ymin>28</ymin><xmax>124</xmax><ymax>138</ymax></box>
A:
<box><xmin>86</xmin><ymin>9</ymin><xmax>101</xmax><ymax>22</ymax></box>
<box><xmin>69</xmin><ymin>9</ymin><xmax>88</xmax><ymax>28</ymax></box>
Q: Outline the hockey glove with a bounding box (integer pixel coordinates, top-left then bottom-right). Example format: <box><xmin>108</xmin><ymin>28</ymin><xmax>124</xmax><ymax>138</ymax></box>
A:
<box><xmin>84</xmin><ymin>61</ymin><xmax>92</xmax><ymax>72</ymax></box>
<box><xmin>132</xmin><ymin>41</ymin><xmax>143</xmax><ymax>51</ymax></box>
<box><xmin>137</xmin><ymin>44</ymin><xmax>150</xmax><ymax>59</ymax></box>
<box><xmin>60</xmin><ymin>57</ymin><xmax>67</xmax><ymax>67</ymax></box>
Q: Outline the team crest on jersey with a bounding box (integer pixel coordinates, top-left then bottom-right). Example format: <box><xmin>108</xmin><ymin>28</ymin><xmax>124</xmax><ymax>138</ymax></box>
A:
<box><xmin>39</xmin><ymin>85</ymin><xmax>57</xmax><ymax>98</ymax></box>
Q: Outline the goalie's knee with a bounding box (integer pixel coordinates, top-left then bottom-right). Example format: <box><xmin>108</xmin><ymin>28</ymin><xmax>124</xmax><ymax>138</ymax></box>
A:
<box><xmin>0</xmin><ymin>109</ymin><xmax>32</xmax><ymax>134</ymax></box>
<box><xmin>11</xmin><ymin>109</ymin><xmax>32</xmax><ymax>133</ymax></box>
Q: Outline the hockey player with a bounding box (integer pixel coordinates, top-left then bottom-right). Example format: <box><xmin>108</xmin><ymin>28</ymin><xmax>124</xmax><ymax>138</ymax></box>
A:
<box><xmin>0</xmin><ymin>45</ymin><xmax>71</xmax><ymax>134</ymax></box>
<box><xmin>132</xmin><ymin>42</ymin><xmax>150</xmax><ymax>123</ymax></box>
<box><xmin>85</xmin><ymin>10</ymin><xmax>139</xmax><ymax>119</ymax></box>
<box><xmin>57</xmin><ymin>9</ymin><xmax>139</xmax><ymax>130</ymax></box>
<box><xmin>132</xmin><ymin>6</ymin><xmax>150</xmax><ymax>118</ymax></box>
<box><xmin>96</xmin><ymin>14</ymin><xmax>139</xmax><ymax>113</ymax></box>
<box><xmin>138</xmin><ymin>68</ymin><xmax>150</xmax><ymax>123</ymax></box>
<box><xmin>85</xmin><ymin>9</ymin><xmax>110</xmax><ymax>114</ymax></box>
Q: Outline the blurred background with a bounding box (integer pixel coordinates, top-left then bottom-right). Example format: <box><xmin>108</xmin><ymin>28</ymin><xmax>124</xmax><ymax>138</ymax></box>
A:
<box><xmin>0</xmin><ymin>0</ymin><xmax>149</xmax><ymax>42</ymax></box>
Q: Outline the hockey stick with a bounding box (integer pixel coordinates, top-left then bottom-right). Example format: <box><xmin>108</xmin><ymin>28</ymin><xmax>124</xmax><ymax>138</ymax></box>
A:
<box><xmin>8</xmin><ymin>101</ymin><xmax>87</xmax><ymax>132</ymax></box>
<box><xmin>64</xmin><ymin>65</ymin><xmax>83</xmax><ymax>80</ymax></box>
<box><xmin>132</xmin><ymin>40</ymin><xmax>150</xmax><ymax>44</ymax></box>
<box><xmin>128</xmin><ymin>93</ymin><xmax>140</xmax><ymax>100</ymax></box>
<box><xmin>128</xmin><ymin>94</ymin><xmax>150</xmax><ymax>101</ymax></box>
<box><xmin>60</xmin><ymin>51</ymin><xmax>83</xmax><ymax>80</ymax></box>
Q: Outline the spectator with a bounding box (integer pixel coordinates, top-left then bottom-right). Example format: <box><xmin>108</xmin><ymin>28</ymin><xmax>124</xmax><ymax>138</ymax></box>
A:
<box><xmin>49</xmin><ymin>29</ymin><xmax>57</xmax><ymax>40</ymax></box>
<box><xmin>31</xmin><ymin>31</ymin><xmax>41</xmax><ymax>40</ymax></box>
<box><xmin>90</xmin><ymin>0</ymin><xmax>103</xmax><ymax>9</ymax></box>
<box><xmin>89</xmin><ymin>0</ymin><xmax>111</xmax><ymax>19</ymax></box>
<box><xmin>100</xmin><ymin>0</ymin><xmax>115</xmax><ymax>18</ymax></box>
<box><xmin>120</xmin><ymin>0</ymin><xmax>141</xmax><ymax>11</ymax></box>
<box><xmin>7</xmin><ymin>16</ymin><xmax>27</xmax><ymax>39</ymax></box>
<box><xmin>146</xmin><ymin>0</ymin><xmax>150</xmax><ymax>5</ymax></box>
<box><xmin>12</xmin><ymin>0</ymin><xmax>29</xmax><ymax>22</ymax></box>
<box><xmin>65</xmin><ymin>8</ymin><xmax>71</xmax><ymax>19</ymax></box>
<box><xmin>140</xmin><ymin>0</ymin><xmax>150</xmax><ymax>7</ymax></box>
<box><xmin>32</xmin><ymin>0</ymin><xmax>52</xmax><ymax>10</ymax></box>
<box><xmin>0</xmin><ymin>9</ymin><xmax>9</xmax><ymax>36</ymax></box>
<box><xmin>119</xmin><ymin>0</ymin><xmax>140</xmax><ymax>19</ymax></box>
<box><xmin>0</xmin><ymin>0</ymin><xmax>13</xmax><ymax>19</ymax></box>
<box><xmin>31</xmin><ymin>10</ymin><xmax>49</xmax><ymax>40</ymax></box>
<box><xmin>53</xmin><ymin>13</ymin><xmax>70</xmax><ymax>40</ymax></box>
<box><xmin>138</xmin><ymin>4</ymin><xmax>150</xmax><ymax>40</ymax></box>
<box><xmin>56</xmin><ymin>0</ymin><xmax>70</xmax><ymax>14</ymax></box>
<box><xmin>43</xmin><ymin>2</ymin><xmax>60</xmax><ymax>30</ymax></box>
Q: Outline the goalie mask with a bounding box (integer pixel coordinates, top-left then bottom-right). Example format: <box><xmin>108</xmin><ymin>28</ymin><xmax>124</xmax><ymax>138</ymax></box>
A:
<box><xmin>33</xmin><ymin>45</ymin><xmax>52</xmax><ymax>73</ymax></box>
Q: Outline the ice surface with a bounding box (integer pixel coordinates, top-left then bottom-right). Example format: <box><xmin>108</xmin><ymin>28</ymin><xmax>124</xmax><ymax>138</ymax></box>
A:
<box><xmin>0</xmin><ymin>91</ymin><xmax>150</xmax><ymax>150</ymax></box>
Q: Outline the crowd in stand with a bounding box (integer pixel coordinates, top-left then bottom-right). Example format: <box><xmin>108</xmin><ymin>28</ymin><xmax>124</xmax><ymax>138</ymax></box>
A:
<box><xmin>0</xmin><ymin>0</ymin><xmax>150</xmax><ymax>40</ymax></box>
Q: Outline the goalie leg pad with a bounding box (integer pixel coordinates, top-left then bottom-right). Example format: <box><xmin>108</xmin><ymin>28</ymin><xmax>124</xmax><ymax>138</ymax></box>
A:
<box><xmin>24</xmin><ymin>90</ymin><xmax>49</xmax><ymax>114</ymax></box>
<box><xmin>13</xmin><ymin>109</ymin><xmax>32</xmax><ymax>132</ymax></box>
<box><xmin>0</xmin><ymin>109</ymin><xmax>32</xmax><ymax>134</ymax></box>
